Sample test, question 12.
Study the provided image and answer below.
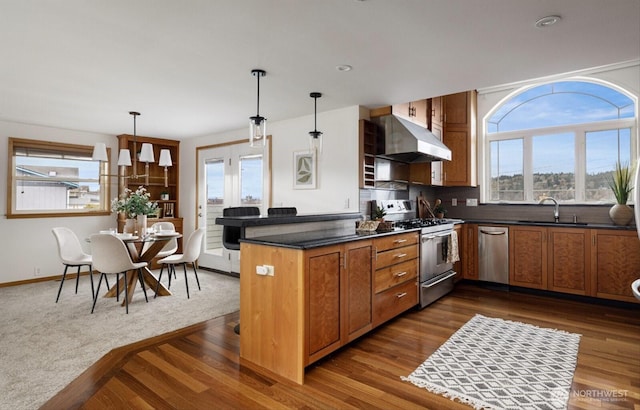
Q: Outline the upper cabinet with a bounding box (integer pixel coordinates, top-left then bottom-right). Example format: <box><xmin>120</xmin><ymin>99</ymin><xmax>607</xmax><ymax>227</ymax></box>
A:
<box><xmin>392</xmin><ymin>99</ymin><xmax>429</xmax><ymax>128</ymax></box>
<box><xmin>117</xmin><ymin>134</ymin><xmax>181</xmax><ymax>228</ymax></box>
<box><xmin>441</xmin><ymin>91</ymin><xmax>477</xmax><ymax>187</ymax></box>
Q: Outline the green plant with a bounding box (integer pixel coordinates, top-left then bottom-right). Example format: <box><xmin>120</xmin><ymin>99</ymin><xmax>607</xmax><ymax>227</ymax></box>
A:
<box><xmin>608</xmin><ymin>161</ymin><xmax>634</xmax><ymax>205</ymax></box>
<box><xmin>433</xmin><ymin>199</ymin><xmax>446</xmax><ymax>216</ymax></box>
<box><xmin>111</xmin><ymin>186</ymin><xmax>158</xmax><ymax>218</ymax></box>
<box><xmin>373</xmin><ymin>206</ymin><xmax>387</xmax><ymax>220</ymax></box>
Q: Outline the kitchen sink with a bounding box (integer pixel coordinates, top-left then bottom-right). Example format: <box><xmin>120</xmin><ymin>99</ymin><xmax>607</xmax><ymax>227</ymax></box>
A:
<box><xmin>516</xmin><ymin>220</ymin><xmax>588</xmax><ymax>226</ymax></box>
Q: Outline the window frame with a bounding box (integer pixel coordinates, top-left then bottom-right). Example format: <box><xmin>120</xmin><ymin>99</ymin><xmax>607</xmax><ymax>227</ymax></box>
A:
<box><xmin>482</xmin><ymin>79</ymin><xmax>638</xmax><ymax>205</ymax></box>
<box><xmin>7</xmin><ymin>137</ymin><xmax>112</xmax><ymax>218</ymax></box>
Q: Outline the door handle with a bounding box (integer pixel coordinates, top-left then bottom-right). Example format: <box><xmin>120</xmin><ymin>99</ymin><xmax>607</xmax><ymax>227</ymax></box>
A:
<box><xmin>480</xmin><ymin>230</ymin><xmax>506</xmax><ymax>235</ymax></box>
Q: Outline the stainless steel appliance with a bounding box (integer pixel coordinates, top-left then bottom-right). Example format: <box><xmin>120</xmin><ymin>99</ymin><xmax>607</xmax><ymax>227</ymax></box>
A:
<box><xmin>395</xmin><ymin>217</ymin><xmax>459</xmax><ymax>308</ymax></box>
<box><xmin>478</xmin><ymin>226</ymin><xmax>509</xmax><ymax>284</ymax></box>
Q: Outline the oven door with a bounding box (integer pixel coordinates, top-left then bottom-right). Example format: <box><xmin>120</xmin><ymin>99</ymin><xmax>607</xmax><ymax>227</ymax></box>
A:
<box><xmin>420</xmin><ymin>231</ymin><xmax>453</xmax><ymax>282</ymax></box>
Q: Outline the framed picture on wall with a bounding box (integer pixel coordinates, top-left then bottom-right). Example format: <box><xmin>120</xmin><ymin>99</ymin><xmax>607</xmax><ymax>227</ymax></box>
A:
<box><xmin>293</xmin><ymin>150</ymin><xmax>317</xmax><ymax>189</ymax></box>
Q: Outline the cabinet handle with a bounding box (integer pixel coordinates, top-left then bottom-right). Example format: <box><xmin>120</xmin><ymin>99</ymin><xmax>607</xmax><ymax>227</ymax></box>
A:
<box><xmin>394</xmin><ymin>239</ymin><xmax>408</xmax><ymax>244</ymax></box>
<box><xmin>396</xmin><ymin>292</ymin><xmax>407</xmax><ymax>299</ymax></box>
<box><xmin>395</xmin><ymin>253</ymin><xmax>407</xmax><ymax>259</ymax></box>
<box><xmin>394</xmin><ymin>271</ymin><xmax>408</xmax><ymax>277</ymax></box>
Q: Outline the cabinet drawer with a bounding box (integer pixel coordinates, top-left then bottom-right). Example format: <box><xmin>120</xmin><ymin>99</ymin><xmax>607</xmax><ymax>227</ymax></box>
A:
<box><xmin>374</xmin><ymin>259</ymin><xmax>418</xmax><ymax>293</ymax></box>
<box><xmin>373</xmin><ymin>280</ymin><xmax>418</xmax><ymax>326</ymax></box>
<box><xmin>375</xmin><ymin>232</ymin><xmax>418</xmax><ymax>252</ymax></box>
<box><xmin>376</xmin><ymin>244</ymin><xmax>418</xmax><ymax>269</ymax></box>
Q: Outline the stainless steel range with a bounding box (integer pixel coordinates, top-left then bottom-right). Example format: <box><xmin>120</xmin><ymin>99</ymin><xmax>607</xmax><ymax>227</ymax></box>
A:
<box><xmin>395</xmin><ymin>217</ymin><xmax>459</xmax><ymax>308</ymax></box>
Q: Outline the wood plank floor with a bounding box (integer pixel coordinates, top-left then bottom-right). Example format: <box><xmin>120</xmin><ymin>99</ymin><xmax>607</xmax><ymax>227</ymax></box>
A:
<box><xmin>43</xmin><ymin>283</ymin><xmax>640</xmax><ymax>409</ymax></box>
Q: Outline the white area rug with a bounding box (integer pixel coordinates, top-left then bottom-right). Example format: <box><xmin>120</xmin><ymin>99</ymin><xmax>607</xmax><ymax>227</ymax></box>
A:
<box><xmin>0</xmin><ymin>271</ymin><xmax>239</xmax><ymax>410</ymax></box>
<box><xmin>403</xmin><ymin>314</ymin><xmax>581</xmax><ymax>410</ymax></box>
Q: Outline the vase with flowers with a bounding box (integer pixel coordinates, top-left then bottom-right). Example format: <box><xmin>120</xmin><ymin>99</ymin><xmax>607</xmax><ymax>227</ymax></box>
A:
<box><xmin>608</xmin><ymin>161</ymin><xmax>634</xmax><ymax>226</ymax></box>
<box><xmin>111</xmin><ymin>186</ymin><xmax>158</xmax><ymax>234</ymax></box>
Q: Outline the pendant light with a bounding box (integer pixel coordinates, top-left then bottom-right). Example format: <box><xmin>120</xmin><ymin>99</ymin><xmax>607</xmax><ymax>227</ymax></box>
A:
<box><xmin>309</xmin><ymin>92</ymin><xmax>323</xmax><ymax>154</ymax></box>
<box><xmin>249</xmin><ymin>69</ymin><xmax>267</xmax><ymax>147</ymax></box>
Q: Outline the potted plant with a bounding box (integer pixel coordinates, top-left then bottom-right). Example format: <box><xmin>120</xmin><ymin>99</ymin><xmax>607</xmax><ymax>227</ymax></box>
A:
<box><xmin>111</xmin><ymin>186</ymin><xmax>159</xmax><ymax>233</ymax></box>
<box><xmin>433</xmin><ymin>199</ymin><xmax>446</xmax><ymax>219</ymax></box>
<box><xmin>608</xmin><ymin>161</ymin><xmax>634</xmax><ymax>225</ymax></box>
<box><xmin>373</xmin><ymin>206</ymin><xmax>387</xmax><ymax>221</ymax></box>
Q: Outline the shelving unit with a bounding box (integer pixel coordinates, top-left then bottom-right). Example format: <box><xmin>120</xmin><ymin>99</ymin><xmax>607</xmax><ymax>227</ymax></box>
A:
<box><xmin>359</xmin><ymin>119</ymin><xmax>383</xmax><ymax>188</ymax></box>
<box><xmin>116</xmin><ymin>134</ymin><xmax>182</xmax><ymax>255</ymax></box>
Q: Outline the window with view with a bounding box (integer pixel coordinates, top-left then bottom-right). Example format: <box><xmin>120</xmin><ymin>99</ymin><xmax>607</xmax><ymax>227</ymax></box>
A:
<box><xmin>485</xmin><ymin>80</ymin><xmax>636</xmax><ymax>204</ymax></box>
<box><xmin>7</xmin><ymin>138</ymin><xmax>111</xmax><ymax>218</ymax></box>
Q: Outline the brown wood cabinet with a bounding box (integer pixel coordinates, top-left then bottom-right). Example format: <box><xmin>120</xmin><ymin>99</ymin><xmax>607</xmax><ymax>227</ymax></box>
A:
<box><xmin>116</xmin><ymin>134</ymin><xmax>182</xmax><ymax>233</ymax></box>
<box><xmin>306</xmin><ymin>240</ymin><xmax>374</xmax><ymax>365</ymax></box>
<box><xmin>441</xmin><ymin>91</ymin><xmax>477</xmax><ymax>187</ymax></box>
<box><xmin>548</xmin><ymin>227</ymin><xmax>591</xmax><ymax>296</ymax></box>
<box><xmin>591</xmin><ymin>229</ymin><xmax>640</xmax><ymax>303</ymax></box>
<box><xmin>509</xmin><ymin>225</ymin><xmax>547</xmax><ymax>289</ymax></box>
<box><xmin>239</xmin><ymin>232</ymin><xmax>419</xmax><ymax>385</ymax></box>
<box><xmin>392</xmin><ymin>99</ymin><xmax>428</xmax><ymax>128</ymax></box>
<box><xmin>463</xmin><ymin>223</ymin><xmax>478</xmax><ymax>280</ymax></box>
<box><xmin>501</xmin><ymin>224</ymin><xmax>637</xmax><ymax>303</ymax></box>
<box><xmin>372</xmin><ymin>231</ymin><xmax>419</xmax><ymax>326</ymax></box>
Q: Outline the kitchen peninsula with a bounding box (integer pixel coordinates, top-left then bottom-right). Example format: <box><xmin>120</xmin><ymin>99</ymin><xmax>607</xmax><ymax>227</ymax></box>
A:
<box><xmin>218</xmin><ymin>213</ymin><xmax>420</xmax><ymax>384</ymax></box>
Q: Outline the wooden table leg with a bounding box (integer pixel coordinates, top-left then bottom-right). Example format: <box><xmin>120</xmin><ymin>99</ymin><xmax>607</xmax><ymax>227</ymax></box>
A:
<box><xmin>140</xmin><ymin>267</ymin><xmax>172</xmax><ymax>296</ymax></box>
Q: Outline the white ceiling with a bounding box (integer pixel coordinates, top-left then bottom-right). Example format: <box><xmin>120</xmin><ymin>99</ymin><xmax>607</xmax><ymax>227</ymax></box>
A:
<box><xmin>1</xmin><ymin>0</ymin><xmax>638</xmax><ymax>139</ymax></box>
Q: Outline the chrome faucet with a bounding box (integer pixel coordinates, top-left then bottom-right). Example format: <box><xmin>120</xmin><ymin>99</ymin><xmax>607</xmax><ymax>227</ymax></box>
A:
<box><xmin>538</xmin><ymin>196</ymin><xmax>559</xmax><ymax>222</ymax></box>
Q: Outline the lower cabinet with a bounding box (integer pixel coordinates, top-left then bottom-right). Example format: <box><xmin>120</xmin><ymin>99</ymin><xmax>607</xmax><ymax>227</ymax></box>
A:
<box><xmin>505</xmin><ymin>225</ymin><xmax>638</xmax><ymax>303</ymax></box>
<box><xmin>591</xmin><ymin>229</ymin><xmax>640</xmax><ymax>303</ymax></box>
<box><xmin>306</xmin><ymin>240</ymin><xmax>374</xmax><ymax>364</ymax></box>
<box><xmin>509</xmin><ymin>226</ymin><xmax>548</xmax><ymax>289</ymax></box>
<box><xmin>372</xmin><ymin>231</ymin><xmax>419</xmax><ymax>327</ymax></box>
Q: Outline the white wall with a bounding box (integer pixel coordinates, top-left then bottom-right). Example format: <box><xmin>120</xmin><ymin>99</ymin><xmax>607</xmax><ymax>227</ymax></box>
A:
<box><xmin>0</xmin><ymin>121</ymin><xmax>119</xmax><ymax>284</ymax></box>
<box><xmin>180</xmin><ymin>105</ymin><xmax>362</xmax><ymax>234</ymax></box>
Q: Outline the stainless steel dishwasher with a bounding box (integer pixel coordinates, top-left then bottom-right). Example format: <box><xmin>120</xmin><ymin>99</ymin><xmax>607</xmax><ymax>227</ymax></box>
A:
<box><xmin>478</xmin><ymin>226</ymin><xmax>509</xmax><ymax>284</ymax></box>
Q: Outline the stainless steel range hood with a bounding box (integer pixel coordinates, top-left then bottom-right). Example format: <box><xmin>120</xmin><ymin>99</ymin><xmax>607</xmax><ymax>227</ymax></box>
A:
<box><xmin>373</xmin><ymin>115</ymin><xmax>451</xmax><ymax>163</ymax></box>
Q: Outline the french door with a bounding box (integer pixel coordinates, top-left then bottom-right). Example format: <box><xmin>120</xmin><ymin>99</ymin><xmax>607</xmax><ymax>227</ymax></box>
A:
<box><xmin>197</xmin><ymin>141</ymin><xmax>270</xmax><ymax>273</ymax></box>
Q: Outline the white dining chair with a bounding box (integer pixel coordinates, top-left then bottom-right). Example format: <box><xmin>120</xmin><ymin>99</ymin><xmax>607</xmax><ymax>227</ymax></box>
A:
<box><xmin>52</xmin><ymin>227</ymin><xmax>104</xmax><ymax>302</ymax></box>
<box><xmin>156</xmin><ymin>228</ymin><xmax>205</xmax><ymax>299</ymax></box>
<box><xmin>143</xmin><ymin>221</ymin><xmax>179</xmax><ymax>259</ymax></box>
<box><xmin>90</xmin><ymin>233</ymin><xmax>149</xmax><ymax>314</ymax></box>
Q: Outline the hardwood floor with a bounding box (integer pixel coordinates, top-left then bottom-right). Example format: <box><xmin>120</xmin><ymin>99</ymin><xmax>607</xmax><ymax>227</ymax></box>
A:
<box><xmin>43</xmin><ymin>283</ymin><xmax>640</xmax><ymax>409</ymax></box>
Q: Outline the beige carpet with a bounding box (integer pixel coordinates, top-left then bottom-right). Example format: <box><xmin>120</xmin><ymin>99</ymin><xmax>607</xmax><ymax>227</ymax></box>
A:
<box><xmin>0</xmin><ymin>270</ymin><xmax>239</xmax><ymax>410</ymax></box>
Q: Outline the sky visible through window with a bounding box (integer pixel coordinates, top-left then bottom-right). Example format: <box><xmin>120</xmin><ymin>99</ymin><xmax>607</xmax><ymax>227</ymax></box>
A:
<box><xmin>488</xmin><ymin>81</ymin><xmax>634</xmax><ymax>176</ymax></box>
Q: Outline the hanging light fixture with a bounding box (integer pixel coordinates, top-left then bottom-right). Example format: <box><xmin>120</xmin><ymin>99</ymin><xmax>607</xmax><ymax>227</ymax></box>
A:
<box><xmin>249</xmin><ymin>69</ymin><xmax>267</xmax><ymax>147</ymax></box>
<box><xmin>309</xmin><ymin>92</ymin><xmax>323</xmax><ymax>154</ymax></box>
<box><xmin>91</xmin><ymin>111</ymin><xmax>172</xmax><ymax>186</ymax></box>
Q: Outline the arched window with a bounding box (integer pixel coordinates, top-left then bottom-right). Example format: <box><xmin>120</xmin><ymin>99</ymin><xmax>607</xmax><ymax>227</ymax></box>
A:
<box><xmin>485</xmin><ymin>80</ymin><xmax>636</xmax><ymax>203</ymax></box>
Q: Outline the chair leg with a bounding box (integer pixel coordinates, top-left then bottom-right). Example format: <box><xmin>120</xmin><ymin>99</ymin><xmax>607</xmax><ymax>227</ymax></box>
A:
<box><xmin>75</xmin><ymin>266</ymin><xmax>81</xmax><ymax>294</ymax></box>
<box><xmin>192</xmin><ymin>262</ymin><xmax>201</xmax><ymax>291</ymax></box>
<box><xmin>116</xmin><ymin>273</ymin><xmax>120</xmax><ymax>302</ymax></box>
<box><xmin>55</xmin><ymin>265</ymin><xmax>69</xmax><ymax>303</ymax></box>
<box><xmin>168</xmin><ymin>265</ymin><xmax>174</xmax><ymax>289</ymax></box>
<box><xmin>123</xmin><ymin>271</ymin><xmax>129</xmax><ymax>314</ymax></box>
<box><xmin>183</xmin><ymin>263</ymin><xmax>190</xmax><ymax>299</ymax></box>
<box><xmin>88</xmin><ymin>265</ymin><xmax>95</xmax><ymax>298</ymax></box>
<box><xmin>138</xmin><ymin>269</ymin><xmax>148</xmax><ymax>303</ymax></box>
<box><xmin>155</xmin><ymin>265</ymin><xmax>165</xmax><ymax>299</ymax></box>
<box><xmin>91</xmin><ymin>274</ymin><xmax>105</xmax><ymax>313</ymax></box>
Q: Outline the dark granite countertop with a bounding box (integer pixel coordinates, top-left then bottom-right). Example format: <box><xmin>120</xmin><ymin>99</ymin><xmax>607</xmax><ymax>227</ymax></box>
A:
<box><xmin>239</xmin><ymin>228</ymin><xmax>420</xmax><ymax>250</ymax></box>
<box><xmin>215</xmin><ymin>212</ymin><xmax>362</xmax><ymax>227</ymax></box>
<box><xmin>464</xmin><ymin>219</ymin><xmax>638</xmax><ymax>231</ymax></box>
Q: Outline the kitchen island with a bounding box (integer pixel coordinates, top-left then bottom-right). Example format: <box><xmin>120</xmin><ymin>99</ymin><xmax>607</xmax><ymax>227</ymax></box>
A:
<box><xmin>237</xmin><ymin>226</ymin><xmax>420</xmax><ymax>384</ymax></box>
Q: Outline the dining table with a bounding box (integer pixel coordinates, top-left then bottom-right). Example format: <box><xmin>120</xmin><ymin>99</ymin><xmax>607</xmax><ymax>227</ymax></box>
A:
<box><xmin>102</xmin><ymin>232</ymin><xmax>183</xmax><ymax>306</ymax></box>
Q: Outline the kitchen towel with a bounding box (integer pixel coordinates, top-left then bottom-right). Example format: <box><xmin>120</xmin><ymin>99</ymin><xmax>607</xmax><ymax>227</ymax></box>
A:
<box><xmin>446</xmin><ymin>229</ymin><xmax>459</xmax><ymax>264</ymax></box>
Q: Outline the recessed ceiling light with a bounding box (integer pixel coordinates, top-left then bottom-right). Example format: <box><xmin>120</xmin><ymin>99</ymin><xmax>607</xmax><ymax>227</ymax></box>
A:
<box><xmin>336</xmin><ymin>64</ymin><xmax>353</xmax><ymax>72</ymax></box>
<box><xmin>535</xmin><ymin>15</ymin><xmax>562</xmax><ymax>28</ymax></box>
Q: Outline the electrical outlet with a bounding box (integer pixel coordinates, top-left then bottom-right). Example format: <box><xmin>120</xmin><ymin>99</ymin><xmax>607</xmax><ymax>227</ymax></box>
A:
<box><xmin>466</xmin><ymin>198</ymin><xmax>478</xmax><ymax>207</ymax></box>
<box><xmin>33</xmin><ymin>267</ymin><xmax>41</xmax><ymax>276</ymax></box>
<box><xmin>451</xmin><ymin>198</ymin><xmax>457</xmax><ymax>206</ymax></box>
